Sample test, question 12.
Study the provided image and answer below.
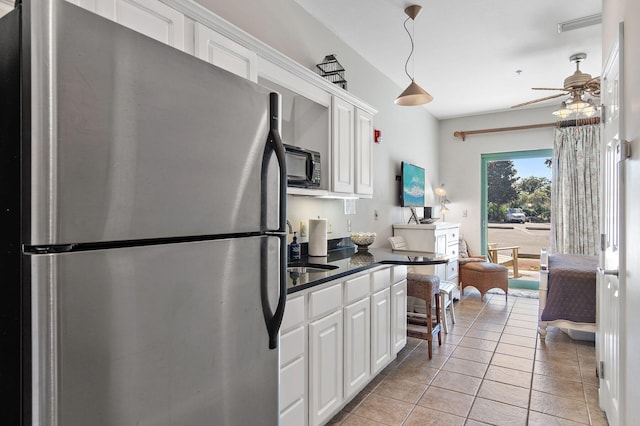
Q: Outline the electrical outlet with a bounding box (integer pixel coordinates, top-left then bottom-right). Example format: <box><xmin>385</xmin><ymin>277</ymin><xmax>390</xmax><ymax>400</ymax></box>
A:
<box><xmin>462</xmin><ymin>209</ymin><xmax>468</xmax><ymax>217</ymax></box>
<box><xmin>374</xmin><ymin>210</ymin><xmax>379</xmax><ymax>221</ymax></box>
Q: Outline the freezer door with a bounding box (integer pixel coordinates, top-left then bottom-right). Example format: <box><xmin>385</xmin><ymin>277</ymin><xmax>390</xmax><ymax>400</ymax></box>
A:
<box><xmin>30</xmin><ymin>237</ymin><xmax>281</xmax><ymax>425</ymax></box>
<box><xmin>28</xmin><ymin>3</ymin><xmax>281</xmax><ymax>245</ymax></box>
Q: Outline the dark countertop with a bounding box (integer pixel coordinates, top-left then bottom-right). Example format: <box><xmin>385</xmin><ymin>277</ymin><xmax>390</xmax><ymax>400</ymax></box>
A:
<box><xmin>286</xmin><ymin>246</ymin><xmax>450</xmax><ymax>294</ymax></box>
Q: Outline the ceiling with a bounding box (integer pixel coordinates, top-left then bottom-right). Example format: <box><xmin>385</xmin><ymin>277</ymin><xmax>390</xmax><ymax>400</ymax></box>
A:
<box><xmin>293</xmin><ymin>0</ymin><xmax>602</xmax><ymax>119</ymax></box>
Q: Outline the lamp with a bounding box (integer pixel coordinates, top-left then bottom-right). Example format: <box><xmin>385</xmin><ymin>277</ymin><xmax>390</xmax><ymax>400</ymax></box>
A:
<box><xmin>435</xmin><ymin>185</ymin><xmax>450</xmax><ymax>221</ymax></box>
<box><xmin>395</xmin><ymin>5</ymin><xmax>433</xmax><ymax>106</ymax></box>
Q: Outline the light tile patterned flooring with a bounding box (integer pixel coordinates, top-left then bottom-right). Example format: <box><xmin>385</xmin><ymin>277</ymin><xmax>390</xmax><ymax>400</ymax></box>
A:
<box><xmin>328</xmin><ymin>289</ymin><xmax>608</xmax><ymax>425</ymax></box>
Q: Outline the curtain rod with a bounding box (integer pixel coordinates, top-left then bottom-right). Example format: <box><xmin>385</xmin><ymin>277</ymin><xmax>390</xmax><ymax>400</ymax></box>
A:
<box><xmin>453</xmin><ymin>117</ymin><xmax>600</xmax><ymax>141</ymax></box>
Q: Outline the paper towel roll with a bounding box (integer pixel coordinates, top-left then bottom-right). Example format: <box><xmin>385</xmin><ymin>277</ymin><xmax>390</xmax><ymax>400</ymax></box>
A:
<box><xmin>308</xmin><ymin>218</ymin><xmax>327</xmax><ymax>257</ymax></box>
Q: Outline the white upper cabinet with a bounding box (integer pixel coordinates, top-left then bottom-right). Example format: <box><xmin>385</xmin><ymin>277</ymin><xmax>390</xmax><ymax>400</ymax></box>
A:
<box><xmin>354</xmin><ymin>108</ymin><xmax>374</xmax><ymax>195</ymax></box>
<box><xmin>331</xmin><ymin>96</ymin><xmax>375</xmax><ymax>196</ymax></box>
<box><xmin>331</xmin><ymin>96</ymin><xmax>355</xmax><ymax>194</ymax></box>
<box><xmin>110</xmin><ymin>0</ymin><xmax>185</xmax><ymax>50</ymax></box>
<box><xmin>194</xmin><ymin>23</ymin><xmax>258</xmax><ymax>82</ymax></box>
<box><xmin>67</xmin><ymin>0</ymin><xmax>185</xmax><ymax>50</ymax></box>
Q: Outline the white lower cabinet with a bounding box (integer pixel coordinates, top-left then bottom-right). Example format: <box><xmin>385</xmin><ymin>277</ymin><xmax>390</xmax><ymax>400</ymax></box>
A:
<box><xmin>344</xmin><ymin>297</ymin><xmax>371</xmax><ymax>399</ymax></box>
<box><xmin>371</xmin><ymin>287</ymin><xmax>391</xmax><ymax>375</ymax></box>
<box><xmin>309</xmin><ymin>309</ymin><xmax>343</xmax><ymax>426</ymax></box>
<box><xmin>281</xmin><ymin>266</ymin><xmax>408</xmax><ymax>426</ymax></box>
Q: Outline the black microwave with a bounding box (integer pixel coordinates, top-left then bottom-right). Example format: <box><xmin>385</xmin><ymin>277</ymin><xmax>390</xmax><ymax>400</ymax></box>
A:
<box><xmin>283</xmin><ymin>144</ymin><xmax>321</xmax><ymax>188</ymax></box>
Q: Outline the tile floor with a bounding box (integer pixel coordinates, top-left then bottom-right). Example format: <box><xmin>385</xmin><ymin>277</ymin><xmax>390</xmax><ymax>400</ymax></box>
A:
<box><xmin>327</xmin><ymin>288</ymin><xmax>608</xmax><ymax>425</ymax></box>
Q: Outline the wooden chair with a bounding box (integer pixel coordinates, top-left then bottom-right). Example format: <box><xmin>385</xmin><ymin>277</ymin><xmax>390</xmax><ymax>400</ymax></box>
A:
<box><xmin>487</xmin><ymin>243</ymin><xmax>520</xmax><ymax>278</ymax></box>
<box><xmin>458</xmin><ymin>239</ymin><xmax>509</xmax><ymax>302</ymax></box>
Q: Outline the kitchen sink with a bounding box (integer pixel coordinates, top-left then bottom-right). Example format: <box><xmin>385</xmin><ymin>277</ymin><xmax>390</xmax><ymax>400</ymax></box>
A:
<box><xmin>287</xmin><ymin>264</ymin><xmax>338</xmax><ymax>274</ymax></box>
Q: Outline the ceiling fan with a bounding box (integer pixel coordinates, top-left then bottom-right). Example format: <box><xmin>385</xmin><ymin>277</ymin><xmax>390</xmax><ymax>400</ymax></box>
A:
<box><xmin>511</xmin><ymin>53</ymin><xmax>600</xmax><ymax>111</ymax></box>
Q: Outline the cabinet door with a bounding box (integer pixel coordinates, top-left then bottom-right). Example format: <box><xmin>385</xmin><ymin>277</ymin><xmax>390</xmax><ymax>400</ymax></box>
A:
<box><xmin>391</xmin><ymin>279</ymin><xmax>407</xmax><ymax>355</ymax></box>
<box><xmin>371</xmin><ymin>288</ymin><xmax>391</xmax><ymax>374</ymax></box>
<box><xmin>280</xmin><ymin>356</ymin><xmax>306</xmax><ymax>426</ymax></box>
<box><xmin>98</xmin><ymin>0</ymin><xmax>185</xmax><ymax>50</ymax></box>
<box><xmin>309</xmin><ymin>310</ymin><xmax>343</xmax><ymax>426</ymax></box>
<box><xmin>354</xmin><ymin>108</ymin><xmax>374</xmax><ymax>195</ymax></box>
<box><xmin>65</xmin><ymin>0</ymin><xmax>110</xmax><ymax>16</ymax></box>
<box><xmin>331</xmin><ymin>96</ymin><xmax>355</xmax><ymax>193</ymax></box>
<box><xmin>344</xmin><ymin>297</ymin><xmax>371</xmax><ymax>399</ymax></box>
<box><xmin>194</xmin><ymin>23</ymin><xmax>258</xmax><ymax>82</ymax></box>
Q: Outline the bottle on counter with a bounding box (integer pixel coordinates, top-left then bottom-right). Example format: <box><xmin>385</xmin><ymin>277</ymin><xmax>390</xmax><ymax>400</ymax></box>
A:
<box><xmin>289</xmin><ymin>232</ymin><xmax>301</xmax><ymax>261</ymax></box>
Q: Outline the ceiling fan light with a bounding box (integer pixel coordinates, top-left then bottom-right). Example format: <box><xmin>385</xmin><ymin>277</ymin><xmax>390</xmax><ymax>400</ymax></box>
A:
<box><xmin>395</xmin><ymin>80</ymin><xmax>433</xmax><ymax>106</ymax></box>
<box><xmin>552</xmin><ymin>102</ymin><xmax>572</xmax><ymax>119</ymax></box>
<box><xmin>567</xmin><ymin>98</ymin><xmax>589</xmax><ymax>113</ymax></box>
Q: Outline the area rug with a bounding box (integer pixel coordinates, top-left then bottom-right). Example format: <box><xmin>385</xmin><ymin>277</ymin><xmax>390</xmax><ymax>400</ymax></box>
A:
<box><xmin>508</xmin><ymin>278</ymin><xmax>540</xmax><ymax>290</ymax></box>
<box><xmin>487</xmin><ymin>287</ymin><xmax>539</xmax><ymax>298</ymax></box>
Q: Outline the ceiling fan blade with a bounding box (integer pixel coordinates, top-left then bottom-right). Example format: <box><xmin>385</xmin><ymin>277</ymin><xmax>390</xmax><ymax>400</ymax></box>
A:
<box><xmin>531</xmin><ymin>87</ymin><xmax>569</xmax><ymax>91</ymax></box>
<box><xmin>583</xmin><ymin>80</ymin><xmax>600</xmax><ymax>97</ymax></box>
<box><xmin>511</xmin><ymin>92</ymin><xmax>567</xmax><ymax>108</ymax></box>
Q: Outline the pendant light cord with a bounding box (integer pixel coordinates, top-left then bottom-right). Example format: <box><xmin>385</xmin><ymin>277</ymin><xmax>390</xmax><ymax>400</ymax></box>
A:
<box><xmin>403</xmin><ymin>17</ymin><xmax>414</xmax><ymax>81</ymax></box>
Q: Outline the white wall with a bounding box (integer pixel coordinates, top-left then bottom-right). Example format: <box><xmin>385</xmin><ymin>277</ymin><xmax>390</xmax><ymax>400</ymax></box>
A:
<box><xmin>438</xmin><ymin>106</ymin><xmax>555</xmax><ymax>253</ymax></box>
<box><xmin>196</xmin><ymin>0</ymin><xmax>440</xmax><ymax>247</ymax></box>
<box><xmin>603</xmin><ymin>1</ymin><xmax>640</xmax><ymax>423</ymax></box>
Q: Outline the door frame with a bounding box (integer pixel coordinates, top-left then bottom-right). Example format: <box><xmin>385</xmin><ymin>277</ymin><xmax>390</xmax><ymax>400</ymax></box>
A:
<box><xmin>480</xmin><ymin>149</ymin><xmax>553</xmax><ymax>254</ymax></box>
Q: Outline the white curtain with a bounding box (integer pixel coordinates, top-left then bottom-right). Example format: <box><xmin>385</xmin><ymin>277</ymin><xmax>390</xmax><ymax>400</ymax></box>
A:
<box><xmin>551</xmin><ymin>125</ymin><xmax>600</xmax><ymax>255</ymax></box>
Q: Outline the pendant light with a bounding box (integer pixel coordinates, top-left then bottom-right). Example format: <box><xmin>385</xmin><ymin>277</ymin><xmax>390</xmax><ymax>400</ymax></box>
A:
<box><xmin>395</xmin><ymin>5</ymin><xmax>433</xmax><ymax>106</ymax></box>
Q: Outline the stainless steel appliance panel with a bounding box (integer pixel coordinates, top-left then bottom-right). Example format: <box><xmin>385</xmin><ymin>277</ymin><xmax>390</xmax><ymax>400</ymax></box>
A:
<box><xmin>29</xmin><ymin>3</ymin><xmax>280</xmax><ymax>245</ymax></box>
<box><xmin>30</xmin><ymin>237</ymin><xmax>280</xmax><ymax>425</ymax></box>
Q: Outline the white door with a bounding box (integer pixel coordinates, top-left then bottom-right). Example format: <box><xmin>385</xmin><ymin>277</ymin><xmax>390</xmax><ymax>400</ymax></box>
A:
<box><xmin>309</xmin><ymin>310</ymin><xmax>343</xmax><ymax>426</ymax></box>
<box><xmin>354</xmin><ymin>108</ymin><xmax>374</xmax><ymax>195</ymax></box>
<box><xmin>391</xmin><ymin>279</ymin><xmax>408</xmax><ymax>354</ymax></box>
<box><xmin>331</xmin><ymin>96</ymin><xmax>355</xmax><ymax>193</ymax></box>
<box><xmin>599</xmin><ymin>22</ymin><xmax>626</xmax><ymax>426</ymax></box>
<box><xmin>344</xmin><ymin>297</ymin><xmax>371</xmax><ymax>399</ymax></box>
<box><xmin>371</xmin><ymin>288</ymin><xmax>391</xmax><ymax>374</ymax></box>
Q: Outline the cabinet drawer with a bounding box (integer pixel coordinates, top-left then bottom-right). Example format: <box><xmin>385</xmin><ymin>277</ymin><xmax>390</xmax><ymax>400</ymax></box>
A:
<box><xmin>447</xmin><ymin>244</ymin><xmax>459</xmax><ymax>259</ymax></box>
<box><xmin>345</xmin><ymin>274</ymin><xmax>370</xmax><ymax>304</ymax></box>
<box><xmin>280</xmin><ymin>326</ymin><xmax>305</xmax><ymax>367</ymax></box>
<box><xmin>391</xmin><ymin>265</ymin><xmax>407</xmax><ymax>284</ymax></box>
<box><xmin>280</xmin><ymin>356</ymin><xmax>305</xmax><ymax>412</ymax></box>
<box><xmin>447</xmin><ymin>228</ymin><xmax>459</xmax><ymax>246</ymax></box>
<box><xmin>309</xmin><ymin>283</ymin><xmax>342</xmax><ymax>319</ymax></box>
<box><xmin>282</xmin><ymin>295</ymin><xmax>305</xmax><ymax>332</ymax></box>
<box><xmin>371</xmin><ymin>268</ymin><xmax>390</xmax><ymax>292</ymax></box>
<box><xmin>446</xmin><ymin>260</ymin><xmax>459</xmax><ymax>282</ymax></box>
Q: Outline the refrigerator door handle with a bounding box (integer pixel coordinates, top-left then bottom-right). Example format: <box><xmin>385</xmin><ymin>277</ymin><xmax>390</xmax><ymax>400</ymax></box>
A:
<box><xmin>260</xmin><ymin>92</ymin><xmax>287</xmax><ymax>349</ymax></box>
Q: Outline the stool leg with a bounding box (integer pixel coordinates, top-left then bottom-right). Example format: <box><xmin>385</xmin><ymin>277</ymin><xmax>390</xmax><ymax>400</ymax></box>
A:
<box><xmin>435</xmin><ymin>295</ymin><xmax>442</xmax><ymax>346</ymax></box>
<box><xmin>426</xmin><ymin>297</ymin><xmax>433</xmax><ymax>359</ymax></box>
<box><xmin>440</xmin><ymin>292</ymin><xmax>449</xmax><ymax>334</ymax></box>
<box><xmin>449</xmin><ymin>289</ymin><xmax>456</xmax><ymax>325</ymax></box>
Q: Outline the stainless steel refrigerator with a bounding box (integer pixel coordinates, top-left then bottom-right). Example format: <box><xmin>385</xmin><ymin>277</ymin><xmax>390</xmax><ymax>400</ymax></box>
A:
<box><xmin>0</xmin><ymin>1</ymin><xmax>287</xmax><ymax>425</ymax></box>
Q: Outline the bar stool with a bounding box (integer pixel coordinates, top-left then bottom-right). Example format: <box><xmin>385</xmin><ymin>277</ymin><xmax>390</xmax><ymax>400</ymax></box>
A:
<box><xmin>388</xmin><ymin>236</ymin><xmax>452</xmax><ymax>340</ymax></box>
<box><xmin>406</xmin><ymin>272</ymin><xmax>442</xmax><ymax>359</ymax></box>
